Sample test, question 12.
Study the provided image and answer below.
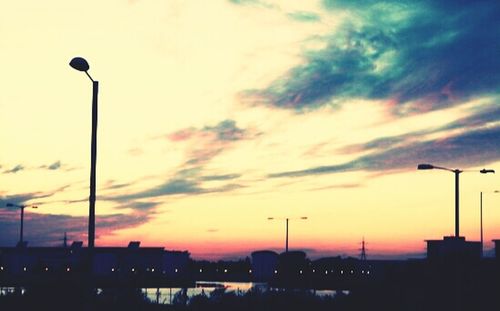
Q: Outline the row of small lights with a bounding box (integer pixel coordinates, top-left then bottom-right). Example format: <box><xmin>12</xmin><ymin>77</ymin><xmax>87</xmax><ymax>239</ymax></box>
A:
<box><xmin>1</xmin><ymin>266</ymin><xmax>370</xmax><ymax>275</ymax></box>
<box><xmin>199</xmin><ymin>268</ymin><xmax>370</xmax><ymax>275</ymax></box>
<box><xmin>0</xmin><ymin>266</ymin><xmax>182</xmax><ymax>273</ymax></box>
<box><xmin>273</xmin><ymin>269</ymin><xmax>370</xmax><ymax>275</ymax></box>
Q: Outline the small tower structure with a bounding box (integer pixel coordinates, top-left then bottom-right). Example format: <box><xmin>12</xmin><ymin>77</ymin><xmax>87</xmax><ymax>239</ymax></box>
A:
<box><xmin>360</xmin><ymin>238</ymin><xmax>367</xmax><ymax>261</ymax></box>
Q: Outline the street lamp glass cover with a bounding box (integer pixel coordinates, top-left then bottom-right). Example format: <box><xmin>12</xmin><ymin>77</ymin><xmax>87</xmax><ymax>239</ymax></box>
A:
<box><xmin>417</xmin><ymin>164</ymin><xmax>434</xmax><ymax>170</ymax></box>
<box><xmin>69</xmin><ymin>57</ymin><xmax>90</xmax><ymax>72</ymax></box>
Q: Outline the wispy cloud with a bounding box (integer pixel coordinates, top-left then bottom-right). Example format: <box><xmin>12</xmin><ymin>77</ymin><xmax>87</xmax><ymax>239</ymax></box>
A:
<box><xmin>287</xmin><ymin>11</ymin><xmax>321</xmax><ymax>23</ymax></box>
<box><xmin>0</xmin><ymin>192</ymin><xmax>55</xmax><ymax>209</ymax></box>
<box><xmin>3</xmin><ymin>164</ymin><xmax>25</xmax><ymax>174</ymax></box>
<box><xmin>166</xmin><ymin>119</ymin><xmax>253</xmax><ymax>166</ymax></box>
<box><xmin>339</xmin><ymin>104</ymin><xmax>500</xmax><ymax>154</ymax></box>
<box><xmin>0</xmin><ymin>209</ymin><xmax>150</xmax><ymax>246</ymax></box>
<box><xmin>308</xmin><ymin>183</ymin><xmax>362</xmax><ymax>191</ymax></box>
<box><xmin>0</xmin><ymin>184</ymin><xmax>80</xmax><ymax>210</ymax></box>
<box><xmin>39</xmin><ymin>160</ymin><xmax>62</xmax><ymax>170</ymax></box>
<box><xmin>102</xmin><ymin>180</ymin><xmax>132</xmax><ymax>191</ymax></box>
<box><xmin>106</xmin><ymin>120</ymin><xmax>250</xmax><ymax>204</ymax></box>
<box><xmin>200</xmin><ymin>174</ymin><xmax>241</xmax><ymax>181</ymax></box>
<box><xmin>2</xmin><ymin>160</ymin><xmax>76</xmax><ymax>174</ymax></box>
<box><xmin>107</xmin><ymin>179</ymin><xmax>244</xmax><ymax>203</ymax></box>
<box><xmin>0</xmin><ymin>189</ymin><xmax>152</xmax><ymax>246</ymax></box>
<box><xmin>228</xmin><ymin>0</ymin><xmax>275</xmax><ymax>9</ymax></box>
<box><xmin>38</xmin><ymin>160</ymin><xmax>77</xmax><ymax>172</ymax></box>
<box><xmin>242</xmin><ymin>0</ymin><xmax>500</xmax><ymax>114</ymax></box>
<box><xmin>109</xmin><ymin>179</ymin><xmax>203</xmax><ymax>202</ymax></box>
<box><xmin>270</xmin><ymin>125</ymin><xmax>500</xmax><ymax>178</ymax></box>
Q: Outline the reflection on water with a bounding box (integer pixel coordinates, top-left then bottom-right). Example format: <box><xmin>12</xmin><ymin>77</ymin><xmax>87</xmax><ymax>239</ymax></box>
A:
<box><xmin>0</xmin><ymin>283</ymin><xmax>348</xmax><ymax>304</ymax></box>
<box><xmin>0</xmin><ymin>287</ymin><xmax>24</xmax><ymax>295</ymax></box>
<box><xmin>143</xmin><ymin>282</ymin><xmax>348</xmax><ymax>304</ymax></box>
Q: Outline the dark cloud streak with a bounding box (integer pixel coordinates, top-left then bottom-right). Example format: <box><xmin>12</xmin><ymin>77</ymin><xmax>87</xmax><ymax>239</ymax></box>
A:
<box><xmin>243</xmin><ymin>0</ymin><xmax>500</xmax><ymax>114</ymax></box>
<box><xmin>3</xmin><ymin>164</ymin><xmax>25</xmax><ymax>174</ymax></box>
<box><xmin>201</xmin><ymin>174</ymin><xmax>241</xmax><ymax>181</ymax></box>
<box><xmin>0</xmin><ymin>210</ymin><xmax>150</xmax><ymax>246</ymax></box>
<box><xmin>270</xmin><ymin>125</ymin><xmax>500</xmax><ymax>178</ymax></box>
<box><xmin>340</xmin><ymin>104</ymin><xmax>500</xmax><ymax>154</ymax></box>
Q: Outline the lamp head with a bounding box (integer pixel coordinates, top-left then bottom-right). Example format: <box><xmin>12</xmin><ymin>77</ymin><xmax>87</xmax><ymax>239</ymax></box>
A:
<box><xmin>300</xmin><ymin>217</ymin><xmax>308</xmax><ymax>220</ymax></box>
<box><xmin>480</xmin><ymin>169</ymin><xmax>495</xmax><ymax>174</ymax></box>
<box><xmin>417</xmin><ymin>164</ymin><xmax>434</xmax><ymax>170</ymax></box>
<box><xmin>69</xmin><ymin>57</ymin><xmax>90</xmax><ymax>72</ymax></box>
<box><xmin>267</xmin><ymin>217</ymin><xmax>274</xmax><ymax>220</ymax></box>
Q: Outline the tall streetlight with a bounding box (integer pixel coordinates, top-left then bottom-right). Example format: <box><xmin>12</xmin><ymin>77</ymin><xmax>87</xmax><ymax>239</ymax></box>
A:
<box><xmin>268</xmin><ymin>216</ymin><xmax>308</xmax><ymax>252</ymax></box>
<box><xmin>6</xmin><ymin>203</ymin><xmax>38</xmax><ymax>245</ymax></box>
<box><xmin>417</xmin><ymin>164</ymin><xmax>494</xmax><ymax>238</ymax></box>
<box><xmin>70</xmin><ymin>57</ymin><xmax>98</xmax><ymax>249</ymax></box>
<box><xmin>480</xmin><ymin>190</ymin><xmax>499</xmax><ymax>256</ymax></box>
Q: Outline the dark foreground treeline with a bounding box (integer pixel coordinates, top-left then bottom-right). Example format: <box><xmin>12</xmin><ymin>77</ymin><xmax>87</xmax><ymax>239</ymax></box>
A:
<box><xmin>0</xmin><ymin>287</ymin><xmax>359</xmax><ymax>311</ymax></box>
<box><xmin>0</xmin><ymin>279</ymin><xmax>499</xmax><ymax>311</ymax></box>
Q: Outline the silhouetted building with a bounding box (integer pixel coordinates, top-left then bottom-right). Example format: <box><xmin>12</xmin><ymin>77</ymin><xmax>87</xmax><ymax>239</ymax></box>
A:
<box><xmin>163</xmin><ymin>250</ymin><xmax>190</xmax><ymax>277</ymax></box>
<box><xmin>0</xmin><ymin>242</ymin><xmax>192</xmax><ymax>287</ymax></box>
<box><xmin>273</xmin><ymin>251</ymin><xmax>308</xmax><ymax>287</ymax></box>
<box><xmin>492</xmin><ymin>240</ymin><xmax>500</xmax><ymax>259</ymax></box>
<box><xmin>426</xmin><ymin>236</ymin><xmax>480</xmax><ymax>262</ymax></box>
<box><xmin>251</xmin><ymin>250</ymin><xmax>278</xmax><ymax>281</ymax></box>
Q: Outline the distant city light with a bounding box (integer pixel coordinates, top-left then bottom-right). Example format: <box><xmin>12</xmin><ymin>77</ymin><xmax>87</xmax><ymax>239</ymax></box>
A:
<box><xmin>199</xmin><ymin>269</ymin><xmax>203</xmax><ymax>273</ymax></box>
<box><xmin>175</xmin><ymin>268</ymin><xmax>178</xmax><ymax>273</ymax></box>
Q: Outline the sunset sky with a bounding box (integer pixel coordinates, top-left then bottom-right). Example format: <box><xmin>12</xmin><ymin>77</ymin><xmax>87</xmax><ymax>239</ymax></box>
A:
<box><xmin>1</xmin><ymin>0</ymin><xmax>499</xmax><ymax>260</ymax></box>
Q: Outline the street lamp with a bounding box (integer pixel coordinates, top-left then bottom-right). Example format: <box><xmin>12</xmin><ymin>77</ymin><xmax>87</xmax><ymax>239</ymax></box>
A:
<box><xmin>268</xmin><ymin>216</ymin><xmax>308</xmax><ymax>252</ymax></box>
<box><xmin>480</xmin><ymin>190</ymin><xmax>499</xmax><ymax>256</ymax></box>
<box><xmin>70</xmin><ymin>57</ymin><xmax>98</xmax><ymax>249</ymax></box>
<box><xmin>417</xmin><ymin>163</ymin><xmax>495</xmax><ymax>237</ymax></box>
<box><xmin>6</xmin><ymin>203</ymin><xmax>38</xmax><ymax>245</ymax></box>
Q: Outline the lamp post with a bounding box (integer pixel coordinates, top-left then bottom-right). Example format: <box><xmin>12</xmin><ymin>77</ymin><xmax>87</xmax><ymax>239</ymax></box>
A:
<box><xmin>70</xmin><ymin>57</ymin><xmax>98</xmax><ymax>249</ymax></box>
<box><xmin>6</xmin><ymin>203</ymin><xmax>38</xmax><ymax>245</ymax></box>
<box><xmin>417</xmin><ymin>164</ymin><xmax>494</xmax><ymax>238</ymax></box>
<box><xmin>268</xmin><ymin>216</ymin><xmax>307</xmax><ymax>252</ymax></box>
<box><xmin>480</xmin><ymin>190</ymin><xmax>499</xmax><ymax>256</ymax></box>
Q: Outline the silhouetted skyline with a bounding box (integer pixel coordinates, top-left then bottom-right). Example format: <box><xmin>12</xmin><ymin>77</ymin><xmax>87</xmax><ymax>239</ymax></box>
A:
<box><xmin>1</xmin><ymin>0</ymin><xmax>499</xmax><ymax>260</ymax></box>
